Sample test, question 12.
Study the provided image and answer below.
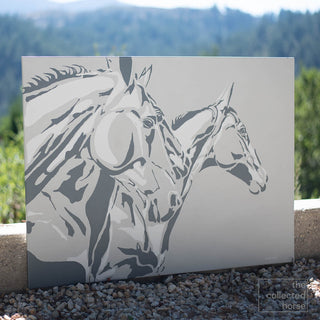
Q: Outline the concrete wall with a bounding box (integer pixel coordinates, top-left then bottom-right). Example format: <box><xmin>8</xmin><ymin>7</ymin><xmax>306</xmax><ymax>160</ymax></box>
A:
<box><xmin>294</xmin><ymin>199</ymin><xmax>320</xmax><ymax>259</ymax></box>
<box><xmin>0</xmin><ymin>223</ymin><xmax>27</xmax><ymax>293</ymax></box>
<box><xmin>1</xmin><ymin>200</ymin><xmax>320</xmax><ymax>293</ymax></box>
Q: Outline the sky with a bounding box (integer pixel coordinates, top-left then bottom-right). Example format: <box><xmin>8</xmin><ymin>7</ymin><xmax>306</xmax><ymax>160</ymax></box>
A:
<box><xmin>51</xmin><ymin>0</ymin><xmax>320</xmax><ymax>16</ymax></box>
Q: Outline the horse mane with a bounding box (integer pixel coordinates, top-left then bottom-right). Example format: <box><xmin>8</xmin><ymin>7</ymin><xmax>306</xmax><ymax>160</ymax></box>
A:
<box><xmin>172</xmin><ymin>108</ymin><xmax>205</xmax><ymax>130</ymax></box>
<box><xmin>23</xmin><ymin>64</ymin><xmax>91</xmax><ymax>94</ymax></box>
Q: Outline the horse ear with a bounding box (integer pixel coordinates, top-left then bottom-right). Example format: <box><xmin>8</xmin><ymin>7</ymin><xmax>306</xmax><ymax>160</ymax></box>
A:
<box><xmin>106</xmin><ymin>58</ymin><xmax>112</xmax><ymax>71</ymax></box>
<box><xmin>119</xmin><ymin>57</ymin><xmax>133</xmax><ymax>86</ymax></box>
<box><xmin>139</xmin><ymin>65</ymin><xmax>152</xmax><ymax>87</ymax></box>
<box><xmin>215</xmin><ymin>83</ymin><xmax>234</xmax><ymax>111</ymax></box>
<box><xmin>225</xmin><ymin>82</ymin><xmax>234</xmax><ymax>106</ymax></box>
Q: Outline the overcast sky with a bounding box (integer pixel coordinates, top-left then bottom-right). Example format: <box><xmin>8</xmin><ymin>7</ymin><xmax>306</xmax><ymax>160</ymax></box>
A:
<box><xmin>51</xmin><ymin>0</ymin><xmax>320</xmax><ymax>15</ymax></box>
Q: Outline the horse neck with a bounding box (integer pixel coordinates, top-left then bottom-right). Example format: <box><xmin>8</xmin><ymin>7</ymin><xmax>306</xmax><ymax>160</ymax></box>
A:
<box><xmin>154</xmin><ymin>117</ymin><xmax>187</xmax><ymax>176</ymax></box>
<box><xmin>152</xmin><ymin>106</ymin><xmax>220</xmax><ymax>198</ymax></box>
<box><xmin>176</xmin><ymin>107</ymin><xmax>219</xmax><ymax>197</ymax></box>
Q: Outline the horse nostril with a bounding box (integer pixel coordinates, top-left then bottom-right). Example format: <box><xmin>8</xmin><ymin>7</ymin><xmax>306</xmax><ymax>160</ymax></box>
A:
<box><xmin>261</xmin><ymin>184</ymin><xmax>266</xmax><ymax>192</ymax></box>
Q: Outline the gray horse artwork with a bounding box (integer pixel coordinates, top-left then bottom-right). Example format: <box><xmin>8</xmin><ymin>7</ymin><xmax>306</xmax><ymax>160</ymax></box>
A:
<box><xmin>23</xmin><ymin>57</ymin><xmax>268</xmax><ymax>288</ymax></box>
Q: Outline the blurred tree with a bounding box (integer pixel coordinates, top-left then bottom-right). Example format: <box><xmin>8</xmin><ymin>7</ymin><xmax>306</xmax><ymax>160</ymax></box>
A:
<box><xmin>0</xmin><ymin>96</ymin><xmax>25</xmax><ymax>223</ymax></box>
<box><xmin>201</xmin><ymin>44</ymin><xmax>220</xmax><ymax>56</ymax></box>
<box><xmin>0</xmin><ymin>96</ymin><xmax>23</xmax><ymax>141</ymax></box>
<box><xmin>295</xmin><ymin>68</ymin><xmax>320</xmax><ymax>198</ymax></box>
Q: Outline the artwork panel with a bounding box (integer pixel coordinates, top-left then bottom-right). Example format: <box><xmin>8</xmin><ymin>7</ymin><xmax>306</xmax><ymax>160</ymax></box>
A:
<box><xmin>22</xmin><ymin>56</ymin><xmax>294</xmax><ymax>288</ymax></box>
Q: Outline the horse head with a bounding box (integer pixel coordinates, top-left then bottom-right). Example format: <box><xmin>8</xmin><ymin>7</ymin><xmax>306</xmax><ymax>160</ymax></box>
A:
<box><xmin>114</xmin><ymin>57</ymin><xmax>157</xmax><ymax>114</ymax></box>
<box><xmin>108</xmin><ymin>57</ymin><xmax>166</xmax><ymax>139</ymax></box>
<box><xmin>209</xmin><ymin>84</ymin><xmax>268</xmax><ymax>194</ymax></box>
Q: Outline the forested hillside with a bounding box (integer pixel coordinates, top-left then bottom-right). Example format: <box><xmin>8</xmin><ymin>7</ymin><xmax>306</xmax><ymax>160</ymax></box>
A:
<box><xmin>1</xmin><ymin>6</ymin><xmax>320</xmax><ymax>222</ymax></box>
<box><xmin>0</xmin><ymin>15</ymin><xmax>83</xmax><ymax>116</ymax></box>
<box><xmin>0</xmin><ymin>6</ymin><xmax>319</xmax><ymax>115</ymax></box>
<box><xmin>220</xmin><ymin>10</ymin><xmax>320</xmax><ymax>70</ymax></box>
<box><xmin>33</xmin><ymin>6</ymin><xmax>256</xmax><ymax>55</ymax></box>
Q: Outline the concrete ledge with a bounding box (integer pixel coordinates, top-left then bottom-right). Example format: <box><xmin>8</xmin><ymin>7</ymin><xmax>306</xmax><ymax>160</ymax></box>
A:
<box><xmin>1</xmin><ymin>200</ymin><xmax>320</xmax><ymax>293</ymax></box>
<box><xmin>0</xmin><ymin>223</ymin><xmax>27</xmax><ymax>293</ymax></box>
<box><xmin>294</xmin><ymin>199</ymin><xmax>320</xmax><ymax>259</ymax></box>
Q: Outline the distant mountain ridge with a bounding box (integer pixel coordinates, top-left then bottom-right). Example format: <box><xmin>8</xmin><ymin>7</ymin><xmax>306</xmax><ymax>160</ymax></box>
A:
<box><xmin>0</xmin><ymin>6</ymin><xmax>319</xmax><ymax>116</ymax></box>
<box><xmin>0</xmin><ymin>0</ymin><xmax>123</xmax><ymax>15</ymax></box>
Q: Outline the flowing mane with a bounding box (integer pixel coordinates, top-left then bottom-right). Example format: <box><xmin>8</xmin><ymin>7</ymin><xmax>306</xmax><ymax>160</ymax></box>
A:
<box><xmin>23</xmin><ymin>62</ymin><xmax>119</xmax><ymax>204</ymax></box>
<box><xmin>23</xmin><ymin>64</ymin><xmax>91</xmax><ymax>95</ymax></box>
<box><xmin>172</xmin><ymin>108</ymin><xmax>206</xmax><ymax>130</ymax></box>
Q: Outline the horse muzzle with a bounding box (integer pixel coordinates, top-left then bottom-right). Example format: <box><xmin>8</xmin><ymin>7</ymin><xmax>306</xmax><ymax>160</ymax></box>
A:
<box><xmin>228</xmin><ymin>163</ymin><xmax>268</xmax><ymax>195</ymax></box>
<box><xmin>249</xmin><ymin>167</ymin><xmax>268</xmax><ymax>195</ymax></box>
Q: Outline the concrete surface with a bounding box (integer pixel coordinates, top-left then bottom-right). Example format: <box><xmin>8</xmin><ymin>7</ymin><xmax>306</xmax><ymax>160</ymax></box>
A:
<box><xmin>0</xmin><ymin>200</ymin><xmax>320</xmax><ymax>293</ymax></box>
<box><xmin>295</xmin><ymin>199</ymin><xmax>320</xmax><ymax>259</ymax></box>
<box><xmin>0</xmin><ymin>223</ymin><xmax>27</xmax><ymax>293</ymax></box>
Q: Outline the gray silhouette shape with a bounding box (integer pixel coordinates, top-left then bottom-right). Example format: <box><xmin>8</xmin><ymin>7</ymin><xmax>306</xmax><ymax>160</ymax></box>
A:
<box><xmin>23</xmin><ymin>57</ymin><xmax>268</xmax><ymax>288</ymax></box>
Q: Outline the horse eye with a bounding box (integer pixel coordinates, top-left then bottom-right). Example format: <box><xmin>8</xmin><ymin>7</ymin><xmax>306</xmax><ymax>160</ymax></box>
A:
<box><xmin>239</xmin><ymin>127</ymin><xmax>246</xmax><ymax>135</ymax></box>
<box><xmin>156</xmin><ymin>113</ymin><xmax>163</xmax><ymax>122</ymax></box>
<box><xmin>239</xmin><ymin>126</ymin><xmax>249</xmax><ymax>141</ymax></box>
<box><xmin>143</xmin><ymin>116</ymin><xmax>155</xmax><ymax>129</ymax></box>
<box><xmin>154</xmin><ymin>106</ymin><xmax>163</xmax><ymax>122</ymax></box>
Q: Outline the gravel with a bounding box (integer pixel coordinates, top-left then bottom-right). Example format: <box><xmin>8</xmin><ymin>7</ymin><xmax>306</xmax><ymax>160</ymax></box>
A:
<box><xmin>1</xmin><ymin>258</ymin><xmax>320</xmax><ymax>319</ymax></box>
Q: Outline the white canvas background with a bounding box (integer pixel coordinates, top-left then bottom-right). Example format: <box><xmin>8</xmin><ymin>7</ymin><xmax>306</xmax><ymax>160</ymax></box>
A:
<box><xmin>134</xmin><ymin>57</ymin><xmax>294</xmax><ymax>273</ymax></box>
<box><xmin>23</xmin><ymin>56</ymin><xmax>294</xmax><ymax>275</ymax></box>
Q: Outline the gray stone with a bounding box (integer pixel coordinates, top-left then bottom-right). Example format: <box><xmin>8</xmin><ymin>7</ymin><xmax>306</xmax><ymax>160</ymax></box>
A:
<box><xmin>76</xmin><ymin>283</ymin><xmax>85</xmax><ymax>291</ymax></box>
<box><xmin>52</xmin><ymin>310</ymin><xmax>59</xmax><ymax>318</ymax></box>
<box><xmin>67</xmin><ymin>299</ymin><xmax>74</xmax><ymax>310</ymax></box>
<box><xmin>167</xmin><ymin>284</ymin><xmax>176</xmax><ymax>293</ymax></box>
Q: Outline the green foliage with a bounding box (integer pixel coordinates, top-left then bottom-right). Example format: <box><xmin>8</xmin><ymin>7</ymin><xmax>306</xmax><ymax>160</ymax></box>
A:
<box><xmin>294</xmin><ymin>153</ymin><xmax>302</xmax><ymax>200</ymax></box>
<box><xmin>0</xmin><ymin>129</ymin><xmax>25</xmax><ymax>223</ymax></box>
<box><xmin>201</xmin><ymin>44</ymin><xmax>220</xmax><ymax>56</ymax></box>
<box><xmin>295</xmin><ymin>68</ymin><xmax>320</xmax><ymax>198</ymax></box>
<box><xmin>0</xmin><ymin>95</ymin><xmax>25</xmax><ymax>223</ymax></box>
<box><xmin>0</xmin><ymin>96</ymin><xmax>23</xmax><ymax>140</ymax></box>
